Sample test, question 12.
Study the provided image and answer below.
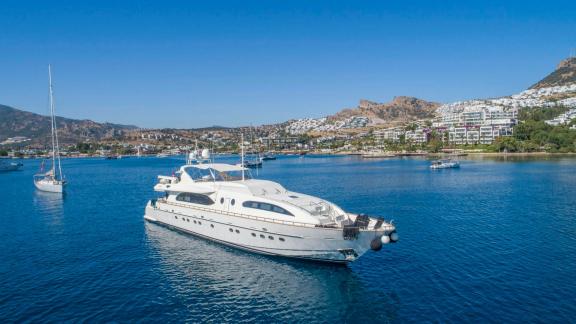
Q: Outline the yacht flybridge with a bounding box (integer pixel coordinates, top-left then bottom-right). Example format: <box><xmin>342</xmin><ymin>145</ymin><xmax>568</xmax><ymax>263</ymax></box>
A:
<box><xmin>144</xmin><ymin>149</ymin><xmax>398</xmax><ymax>263</ymax></box>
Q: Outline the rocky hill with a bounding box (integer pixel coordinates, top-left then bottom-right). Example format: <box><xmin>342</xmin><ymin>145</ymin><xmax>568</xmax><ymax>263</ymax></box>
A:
<box><xmin>0</xmin><ymin>104</ymin><xmax>137</xmax><ymax>146</ymax></box>
<box><xmin>530</xmin><ymin>57</ymin><xmax>576</xmax><ymax>89</ymax></box>
<box><xmin>329</xmin><ymin>96</ymin><xmax>440</xmax><ymax>124</ymax></box>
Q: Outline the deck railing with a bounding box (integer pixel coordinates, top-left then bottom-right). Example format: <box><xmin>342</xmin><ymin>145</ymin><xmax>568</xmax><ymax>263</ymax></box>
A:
<box><xmin>155</xmin><ymin>199</ymin><xmax>319</xmax><ymax>228</ymax></box>
<box><xmin>152</xmin><ymin>199</ymin><xmax>395</xmax><ymax>232</ymax></box>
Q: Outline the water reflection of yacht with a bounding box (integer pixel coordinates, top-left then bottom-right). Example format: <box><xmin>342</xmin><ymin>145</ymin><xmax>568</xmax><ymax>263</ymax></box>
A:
<box><xmin>33</xmin><ymin>190</ymin><xmax>64</xmax><ymax>225</ymax></box>
<box><xmin>144</xmin><ymin>149</ymin><xmax>398</xmax><ymax>263</ymax></box>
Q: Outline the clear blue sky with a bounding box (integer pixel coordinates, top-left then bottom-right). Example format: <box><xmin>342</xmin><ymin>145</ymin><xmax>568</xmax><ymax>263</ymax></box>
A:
<box><xmin>1</xmin><ymin>0</ymin><xmax>575</xmax><ymax>128</ymax></box>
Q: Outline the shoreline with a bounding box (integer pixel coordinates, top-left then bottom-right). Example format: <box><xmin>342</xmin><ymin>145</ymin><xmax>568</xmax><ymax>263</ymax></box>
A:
<box><xmin>464</xmin><ymin>152</ymin><xmax>576</xmax><ymax>157</ymax></box>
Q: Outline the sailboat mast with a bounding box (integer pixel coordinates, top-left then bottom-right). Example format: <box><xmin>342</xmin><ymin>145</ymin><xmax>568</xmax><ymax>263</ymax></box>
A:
<box><xmin>48</xmin><ymin>65</ymin><xmax>56</xmax><ymax>175</ymax></box>
<box><xmin>48</xmin><ymin>65</ymin><xmax>63</xmax><ymax>180</ymax></box>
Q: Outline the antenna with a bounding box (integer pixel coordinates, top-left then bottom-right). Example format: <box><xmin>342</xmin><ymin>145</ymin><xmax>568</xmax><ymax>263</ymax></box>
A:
<box><xmin>241</xmin><ymin>133</ymin><xmax>245</xmax><ymax>181</ymax></box>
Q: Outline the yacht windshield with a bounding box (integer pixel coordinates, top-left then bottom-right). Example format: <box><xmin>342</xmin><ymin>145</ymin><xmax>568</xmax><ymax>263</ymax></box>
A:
<box><xmin>185</xmin><ymin>167</ymin><xmax>252</xmax><ymax>182</ymax></box>
<box><xmin>220</xmin><ymin>170</ymin><xmax>252</xmax><ymax>181</ymax></box>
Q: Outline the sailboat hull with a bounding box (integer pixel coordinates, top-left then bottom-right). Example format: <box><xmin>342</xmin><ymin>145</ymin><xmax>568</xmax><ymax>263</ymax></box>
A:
<box><xmin>34</xmin><ymin>179</ymin><xmax>64</xmax><ymax>193</ymax></box>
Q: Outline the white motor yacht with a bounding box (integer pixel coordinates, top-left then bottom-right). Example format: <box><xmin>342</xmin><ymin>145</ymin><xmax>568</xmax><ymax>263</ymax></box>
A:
<box><xmin>144</xmin><ymin>150</ymin><xmax>398</xmax><ymax>264</ymax></box>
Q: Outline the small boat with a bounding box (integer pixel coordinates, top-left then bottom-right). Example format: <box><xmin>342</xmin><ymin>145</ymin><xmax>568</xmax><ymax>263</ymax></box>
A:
<box><xmin>34</xmin><ymin>65</ymin><xmax>66</xmax><ymax>193</ymax></box>
<box><xmin>430</xmin><ymin>159</ymin><xmax>460</xmax><ymax>169</ymax></box>
<box><xmin>0</xmin><ymin>160</ymin><xmax>23</xmax><ymax>172</ymax></box>
<box><xmin>243</xmin><ymin>158</ymin><xmax>263</xmax><ymax>168</ymax></box>
<box><xmin>261</xmin><ymin>153</ymin><xmax>276</xmax><ymax>161</ymax></box>
<box><xmin>105</xmin><ymin>155</ymin><xmax>118</xmax><ymax>160</ymax></box>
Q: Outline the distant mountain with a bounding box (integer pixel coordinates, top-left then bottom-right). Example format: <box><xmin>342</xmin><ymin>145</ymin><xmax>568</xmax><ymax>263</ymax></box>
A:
<box><xmin>329</xmin><ymin>96</ymin><xmax>440</xmax><ymax>125</ymax></box>
<box><xmin>0</xmin><ymin>104</ymin><xmax>137</xmax><ymax>146</ymax></box>
<box><xmin>530</xmin><ymin>57</ymin><xmax>576</xmax><ymax>89</ymax></box>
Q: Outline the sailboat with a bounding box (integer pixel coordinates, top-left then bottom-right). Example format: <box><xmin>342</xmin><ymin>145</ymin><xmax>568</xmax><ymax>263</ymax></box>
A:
<box><xmin>34</xmin><ymin>65</ymin><xmax>66</xmax><ymax>193</ymax></box>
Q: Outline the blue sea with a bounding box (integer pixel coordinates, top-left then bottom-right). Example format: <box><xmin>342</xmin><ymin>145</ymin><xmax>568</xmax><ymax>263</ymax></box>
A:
<box><xmin>1</xmin><ymin>155</ymin><xmax>575</xmax><ymax>322</ymax></box>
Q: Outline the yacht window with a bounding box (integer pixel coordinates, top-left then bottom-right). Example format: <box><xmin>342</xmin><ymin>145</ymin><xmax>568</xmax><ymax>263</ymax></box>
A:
<box><xmin>260</xmin><ymin>234</ymin><xmax>265</xmax><ymax>238</ymax></box>
<box><xmin>242</xmin><ymin>201</ymin><xmax>293</xmax><ymax>216</ymax></box>
<box><xmin>220</xmin><ymin>198</ymin><xmax>224</xmax><ymax>204</ymax></box>
<box><xmin>176</xmin><ymin>192</ymin><xmax>214</xmax><ymax>205</ymax></box>
<box><xmin>268</xmin><ymin>236</ymin><xmax>274</xmax><ymax>240</ymax></box>
<box><xmin>198</xmin><ymin>221</ymin><xmax>202</xmax><ymax>225</ymax></box>
<box><xmin>210</xmin><ymin>224</ymin><xmax>214</xmax><ymax>228</ymax></box>
<box><xmin>235</xmin><ymin>229</ymin><xmax>240</xmax><ymax>233</ymax></box>
<box><xmin>231</xmin><ymin>199</ymin><xmax>236</xmax><ymax>206</ymax></box>
<box><xmin>251</xmin><ymin>233</ymin><xmax>256</xmax><ymax>237</ymax></box>
<box><xmin>220</xmin><ymin>170</ymin><xmax>252</xmax><ymax>181</ymax></box>
<box><xmin>229</xmin><ymin>228</ymin><xmax>233</xmax><ymax>232</ymax></box>
<box><xmin>279</xmin><ymin>237</ymin><xmax>285</xmax><ymax>242</ymax></box>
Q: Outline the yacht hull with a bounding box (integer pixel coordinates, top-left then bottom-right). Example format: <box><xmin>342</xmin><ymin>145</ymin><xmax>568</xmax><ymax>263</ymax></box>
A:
<box><xmin>145</xmin><ymin>201</ymin><xmax>390</xmax><ymax>263</ymax></box>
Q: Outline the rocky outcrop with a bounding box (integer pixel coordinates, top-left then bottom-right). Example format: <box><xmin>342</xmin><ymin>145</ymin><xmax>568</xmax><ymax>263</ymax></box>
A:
<box><xmin>329</xmin><ymin>96</ymin><xmax>439</xmax><ymax>125</ymax></box>
<box><xmin>530</xmin><ymin>57</ymin><xmax>576</xmax><ymax>89</ymax></box>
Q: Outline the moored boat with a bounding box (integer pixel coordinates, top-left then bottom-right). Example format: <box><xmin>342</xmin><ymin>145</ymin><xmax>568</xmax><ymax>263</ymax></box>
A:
<box><xmin>242</xmin><ymin>158</ymin><xmax>263</xmax><ymax>168</ymax></box>
<box><xmin>144</xmin><ymin>145</ymin><xmax>398</xmax><ymax>263</ymax></box>
<box><xmin>34</xmin><ymin>65</ymin><xmax>66</xmax><ymax>194</ymax></box>
<box><xmin>0</xmin><ymin>159</ymin><xmax>23</xmax><ymax>172</ymax></box>
<box><xmin>261</xmin><ymin>153</ymin><xmax>276</xmax><ymax>161</ymax></box>
<box><xmin>430</xmin><ymin>159</ymin><xmax>460</xmax><ymax>169</ymax></box>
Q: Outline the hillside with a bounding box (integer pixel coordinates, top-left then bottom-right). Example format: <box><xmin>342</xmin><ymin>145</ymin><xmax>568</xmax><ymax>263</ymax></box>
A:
<box><xmin>530</xmin><ymin>57</ymin><xmax>576</xmax><ymax>89</ymax></box>
<box><xmin>0</xmin><ymin>104</ymin><xmax>137</xmax><ymax>145</ymax></box>
<box><xmin>329</xmin><ymin>96</ymin><xmax>440</xmax><ymax>124</ymax></box>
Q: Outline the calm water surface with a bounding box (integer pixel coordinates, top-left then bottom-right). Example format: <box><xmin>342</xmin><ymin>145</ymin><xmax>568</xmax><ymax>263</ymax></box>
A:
<box><xmin>1</xmin><ymin>155</ymin><xmax>575</xmax><ymax>322</ymax></box>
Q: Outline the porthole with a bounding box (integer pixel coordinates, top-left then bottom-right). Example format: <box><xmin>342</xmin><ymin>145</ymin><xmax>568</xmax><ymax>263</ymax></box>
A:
<box><xmin>235</xmin><ymin>229</ymin><xmax>240</xmax><ymax>234</ymax></box>
<box><xmin>187</xmin><ymin>219</ymin><xmax>190</xmax><ymax>222</ymax></box>
<box><xmin>175</xmin><ymin>216</ymin><xmax>178</xmax><ymax>219</ymax></box>
<box><xmin>229</xmin><ymin>228</ymin><xmax>233</xmax><ymax>232</ymax></box>
<box><xmin>210</xmin><ymin>224</ymin><xmax>214</xmax><ymax>228</ymax></box>
<box><xmin>260</xmin><ymin>234</ymin><xmax>265</xmax><ymax>238</ymax></box>
<box><xmin>279</xmin><ymin>237</ymin><xmax>285</xmax><ymax>242</ymax></box>
<box><xmin>262</xmin><ymin>228</ymin><xmax>268</xmax><ymax>232</ymax></box>
<box><xmin>268</xmin><ymin>236</ymin><xmax>274</xmax><ymax>240</ymax></box>
<box><xmin>231</xmin><ymin>199</ymin><xmax>235</xmax><ymax>206</ymax></box>
<box><xmin>251</xmin><ymin>233</ymin><xmax>256</xmax><ymax>237</ymax></box>
<box><xmin>193</xmin><ymin>220</ymin><xmax>197</xmax><ymax>224</ymax></box>
<box><xmin>220</xmin><ymin>198</ymin><xmax>224</xmax><ymax>204</ymax></box>
<box><xmin>198</xmin><ymin>221</ymin><xmax>202</xmax><ymax>225</ymax></box>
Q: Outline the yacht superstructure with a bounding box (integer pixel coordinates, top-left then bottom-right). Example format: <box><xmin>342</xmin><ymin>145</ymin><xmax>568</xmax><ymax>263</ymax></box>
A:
<box><xmin>144</xmin><ymin>150</ymin><xmax>398</xmax><ymax>263</ymax></box>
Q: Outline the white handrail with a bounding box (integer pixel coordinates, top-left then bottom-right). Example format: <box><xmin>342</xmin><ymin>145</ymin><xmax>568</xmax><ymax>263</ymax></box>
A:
<box><xmin>153</xmin><ymin>199</ymin><xmax>395</xmax><ymax>232</ymax></box>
